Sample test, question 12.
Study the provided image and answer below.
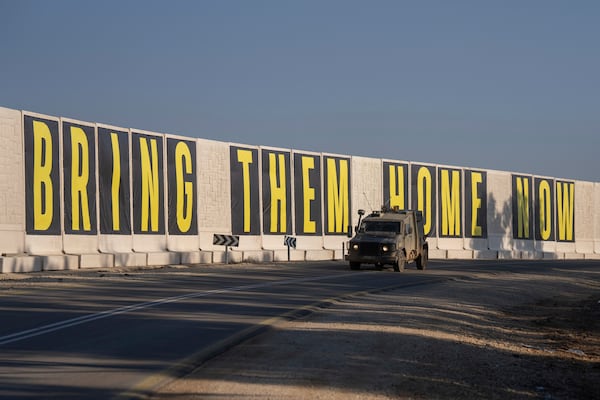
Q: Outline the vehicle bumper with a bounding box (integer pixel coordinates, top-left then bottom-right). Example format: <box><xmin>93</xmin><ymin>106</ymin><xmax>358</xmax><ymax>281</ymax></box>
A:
<box><xmin>346</xmin><ymin>253</ymin><xmax>398</xmax><ymax>265</ymax></box>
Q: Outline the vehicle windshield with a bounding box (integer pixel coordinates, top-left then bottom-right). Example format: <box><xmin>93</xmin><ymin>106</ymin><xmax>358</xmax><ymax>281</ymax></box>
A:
<box><xmin>361</xmin><ymin>221</ymin><xmax>401</xmax><ymax>233</ymax></box>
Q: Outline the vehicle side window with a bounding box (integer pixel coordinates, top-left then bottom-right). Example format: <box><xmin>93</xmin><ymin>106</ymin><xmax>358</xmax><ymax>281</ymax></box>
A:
<box><xmin>405</xmin><ymin>222</ymin><xmax>412</xmax><ymax>235</ymax></box>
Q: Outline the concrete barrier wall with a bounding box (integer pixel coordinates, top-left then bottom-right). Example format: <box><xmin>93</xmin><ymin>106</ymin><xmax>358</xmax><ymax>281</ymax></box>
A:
<box><xmin>260</xmin><ymin>145</ymin><xmax>293</xmax><ymax>253</ymax></box>
<box><xmin>595</xmin><ymin>183</ymin><xmax>600</xmax><ymax>256</ymax></box>
<box><xmin>436</xmin><ymin>164</ymin><xmax>466</xmax><ymax>257</ymax></box>
<box><xmin>352</xmin><ymin>156</ymin><xmax>382</xmax><ymax>222</ymax></box>
<box><xmin>97</xmin><ymin>122</ymin><xmax>134</xmax><ymax>256</ymax></box>
<box><xmin>533</xmin><ymin>175</ymin><xmax>558</xmax><ymax>257</ymax></box>
<box><xmin>290</xmin><ymin>149</ymin><xmax>324</xmax><ymax>259</ymax></box>
<box><xmin>0</xmin><ymin>108</ymin><xmax>25</xmax><ymax>255</ymax></box>
<box><xmin>1</xmin><ymin>105</ymin><xmax>598</xmax><ymax>273</ymax></box>
<box><xmin>575</xmin><ymin>181</ymin><xmax>594</xmax><ymax>255</ymax></box>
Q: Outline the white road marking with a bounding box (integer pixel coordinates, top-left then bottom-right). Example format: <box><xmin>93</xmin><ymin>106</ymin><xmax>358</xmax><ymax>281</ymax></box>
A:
<box><xmin>0</xmin><ymin>271</ymin><xmax>360</xmax><ymax>346</ymax></box>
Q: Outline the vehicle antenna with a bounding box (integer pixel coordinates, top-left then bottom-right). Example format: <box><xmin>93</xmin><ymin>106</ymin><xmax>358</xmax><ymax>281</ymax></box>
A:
<box><xmin>363</xmin><ymin>192</ymin><xmax>374</xmax><ymax>212</ymax></box>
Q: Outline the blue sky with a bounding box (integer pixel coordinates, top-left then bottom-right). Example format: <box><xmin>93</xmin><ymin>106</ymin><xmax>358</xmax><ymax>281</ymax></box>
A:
<box><xmin>1</xmin><ymin>0</ymin><xmax>598</xmax><ymax>181</ymax></box>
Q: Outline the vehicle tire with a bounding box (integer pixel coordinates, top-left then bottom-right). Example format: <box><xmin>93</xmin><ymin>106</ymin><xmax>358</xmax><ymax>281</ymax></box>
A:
<box><xmin>393</xmin><ymin>257</ymin><xmax>405</xmax><ymax>272</ymax></box>
<box><xmin>416</xmin><ymin>247</ymin><xmax>428</xmax><ymax>270</ymax></box>
<box><xmin>350</xmin><ymin>262</ymin><xmax>361</xmax><ymax>270</ymax></box>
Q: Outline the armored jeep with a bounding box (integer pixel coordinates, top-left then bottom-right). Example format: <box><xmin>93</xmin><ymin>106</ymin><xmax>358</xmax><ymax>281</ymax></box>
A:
<box><xmin>346</xmin><ymin>207</ymin><xmax>428</xmax><ymax>272</ymax></box>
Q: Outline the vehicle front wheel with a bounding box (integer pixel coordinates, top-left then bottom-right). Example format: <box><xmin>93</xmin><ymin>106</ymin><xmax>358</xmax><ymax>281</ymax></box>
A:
<box><xmin>416</xmin><ymin>248</ymin><xmax>428</xmax><ymax>270</ymax></box>
<box><xmin>393</xmin><ymin>257</ymin><xmax>405</xmax><ymax>272</ymax></box>
<box><xmin>350</xmin><ymin>262</ymin><xmax>361</xmax><ymax>270</ymax></box>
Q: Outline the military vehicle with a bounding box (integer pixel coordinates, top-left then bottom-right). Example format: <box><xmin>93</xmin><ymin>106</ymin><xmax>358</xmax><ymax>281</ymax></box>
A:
<box><xmin>346</xmin><ymin>207</ymin><xmax>428</xmax><ymax>272</ymax></box>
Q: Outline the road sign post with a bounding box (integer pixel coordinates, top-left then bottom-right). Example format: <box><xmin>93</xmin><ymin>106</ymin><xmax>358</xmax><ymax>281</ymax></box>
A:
<box><xmin>213</xmin><ymin>234</ymin><xmax>240</xmax><ymax>264</ymax></box>
<box><xmin>284</xmin><ymin>236</ymin><xmax>297</xmax><ymax>261</ymax></box>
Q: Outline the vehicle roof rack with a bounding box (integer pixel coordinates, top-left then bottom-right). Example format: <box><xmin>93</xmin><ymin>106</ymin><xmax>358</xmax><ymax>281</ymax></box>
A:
<box><xmin>381</xmin><ymin>206</ymin><xmax>407</xmax><ymax>214</ymax></box>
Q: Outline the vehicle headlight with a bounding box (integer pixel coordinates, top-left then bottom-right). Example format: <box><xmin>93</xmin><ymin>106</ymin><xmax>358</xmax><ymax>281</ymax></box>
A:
<box><xmin>382</xmin><ymin>244</ymin><xmax>394</xmax><ymax>252</ymax></box>
<box><xmin>352</xmin><ymin>244</ymin><xmax>359</xmax><ymax>250</ymax></box>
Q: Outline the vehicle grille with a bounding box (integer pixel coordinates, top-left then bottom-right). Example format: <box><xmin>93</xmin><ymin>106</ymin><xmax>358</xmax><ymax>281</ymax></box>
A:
<box><xmin>359</xmin><ymin>242</ymin><xmax>380</xmax><ymax>256</ymax></box>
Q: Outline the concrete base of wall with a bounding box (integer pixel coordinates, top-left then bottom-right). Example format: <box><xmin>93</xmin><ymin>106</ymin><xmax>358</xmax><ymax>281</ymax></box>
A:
<box><xmin>147</xmin><ymin>252</ymin><xmax>181</xmax><ymax>266</ymax></box>
<box><xmin>180</xmin><ymin>251</ymin><xmax>213</xmax><ymax>264</ymax></box>
<box><xmin>273</xmin><ymin>249</ymin><xmax>305</xmax><ymax>262</ymax></box>
<box><xmin>520</xmin><ymin>251</ymin><xmax>544</xmax><ymax>260</ymax></box>
<box><xmin>428</xmin><ymin>249</ymin><xmax>447</xmax><ymax>259</ymax></box>
<box><xmin>114</xmin><ymin>252</ymin><xmax>148</xmax><ymax>267</ymax></box>
<box><xmin>498</xmin><ymin>251</ymin><xmax>520</xmax><ymax>259</ymax></box>
<box><xmin>0</xmin><ymin>255</ymin><xmax>42</xmax><ymax>273</ymax></box>
<box><xmin>243</xmin><ymin>250</ymin><xmax>273</xmax><ymax>263</ymax></box>
<box><xmin>213</xmin><ymin>250</ymin><xmax>243</xmax><ymax>264</ymax></box>
<box><xmin>332</xmin><ymin>249</ymin><xmax>345</xmax><ymax>260</ymax></box>
<box><xmin>2</xmin><ymin>246</ymin><xmax>600</xmax><ymax>274</ymax></box>
<box><xmin>543</xmin><ymin>252</ymin><xmax>562</xmax><ymax>260</ymax></box>
<box><xmin>80</xmin><ymin>253</ymin><xmax>114</xmax><ymax>269</ymax></box>
<box><xmin>473</xmin><ymin>250</ymin><xmax>498</xmax><ymax>260</ymax></box>
<box><xmin>43</xmin><ymin>255</ymin><xmax>79</xmax><ymax>271</ymax></box>
<box><xmin>447</xmin><ymin>250</ymin><xmax>473</xmax><ymax>259</ymax></box>
<box><xmin>305</xmin><ymin>250</ymin><xmax>334</xmax><ymax>261</ymax></box>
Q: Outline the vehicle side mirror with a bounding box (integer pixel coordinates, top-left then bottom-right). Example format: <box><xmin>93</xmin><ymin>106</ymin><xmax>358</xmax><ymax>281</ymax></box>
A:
<box><xmin>347</xmin><ymin>225</ymin><xmax>353</xmax><ymax>238</ymax></box>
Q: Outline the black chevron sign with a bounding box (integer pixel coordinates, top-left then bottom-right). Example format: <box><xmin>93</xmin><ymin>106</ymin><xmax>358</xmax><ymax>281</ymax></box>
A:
<box><xmin>213</xmin><ymin>234</ymin><xmax>240</xmax><ymax>247</ymax></box>
<box><xmin>284</xmin><ymin>235</ymin><xmax>297</xmax><ymax>249</ymax></box>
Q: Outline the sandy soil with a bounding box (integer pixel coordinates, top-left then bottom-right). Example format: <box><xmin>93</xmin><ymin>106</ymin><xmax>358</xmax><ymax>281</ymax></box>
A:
<box><xmin>154</xmin><ymin>265</ymin><xmax>600</xmax><ymax>400</ymax></box>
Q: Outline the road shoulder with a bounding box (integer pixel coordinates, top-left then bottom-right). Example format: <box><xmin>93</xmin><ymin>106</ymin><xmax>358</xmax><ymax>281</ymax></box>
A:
<box><xmin>154</xmin><ymin>266</ymin><xmax>600</xmax><ymax>400</ymax></box>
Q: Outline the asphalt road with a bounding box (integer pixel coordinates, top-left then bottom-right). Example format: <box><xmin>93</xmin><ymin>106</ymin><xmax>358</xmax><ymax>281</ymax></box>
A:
<box><xmin>0</xmin><ymin>259</ymin><xmax>596</xmax><ymax>399</ymax></box>
<box><xmin>0</xmin><ymin>261</ymin><xmax>440</xmax><ymax>400</ymax></box>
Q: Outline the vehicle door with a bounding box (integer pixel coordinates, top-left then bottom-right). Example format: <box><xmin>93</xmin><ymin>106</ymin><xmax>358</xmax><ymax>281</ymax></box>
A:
<box><xmin>403</xmin><ymin>216</ymin><xmax>418</xmax><ymax>259</ymax></box>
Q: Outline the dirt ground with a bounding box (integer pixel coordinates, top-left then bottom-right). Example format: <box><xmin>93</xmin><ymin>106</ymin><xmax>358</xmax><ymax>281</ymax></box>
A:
<box><xmin>154</xmin><ymin>264</ymin><xmax>600</xmax><ymax>400</ymax></box>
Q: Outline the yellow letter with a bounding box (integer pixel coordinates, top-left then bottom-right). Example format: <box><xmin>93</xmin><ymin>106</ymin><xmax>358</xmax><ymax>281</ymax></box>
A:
<box><xmin>516</xmin><ymin>177</ymin><xmax>530</xmax><ymax>239</ymax></box>
<box><xmin>175</xmin><ymin>142</ymin><xmax>193</xmax><ymax>233</ymax></box>
<box><xmin>556</xmin><ymin>182</ymin><xmax>574</xmax><ymax>241</ymax></box>
<box><xmin>237</xmin><ymin>149</ymin><xmax>253</xmax><ymax>233</ymax></box>
<box><xmin>140</xmin><ymin>138</ymin><xmax>160</xmax><ymax>232</ymax></box>
<box><xmin>70</xmin><ymin>127</ymin><xmax>91</xmax><ymax>231</ymax></box>
<box><xmin>417</xmin><ymin>167</ymin><xmax>432</xmax><ymax>235</ymax></box>
<box><xmin>389</xmin><ymin>165</ymin><xmax>405</xmax><ymax>210</ymax></box>
<box><xmin>327</xmin><ymin>158</ymin><xmax>348</xmax><ymax>233</ymax></box>
<box><xmin>302</xmin><ymin>156</ymin><xmax>316</xmax><ymax>233</ymax></box>
<box><xmin>269</xmin><ymin>153</ymin><xmax>286</xmax><ymax>233</ymax></box>
<box><xmin>538</xmin><ymin>180</ymin><xmax>552</xmax><ymax>240</ymax></box>
<box><xmin>470</xmin><ymin>172</ymin><xmax>483</xmax><ymax>237</ymax></box>
<box><xmin>440</xmin><ymin>169</ymin><xmax>461</xmax><ymax>236</ymax></box>
<box><xmin>33</xmin><ymin>121</ymin><xmax>53</xmax><ymax>231</ymax></box>
<box><xmin>110</xmin><ymin>133</ymin><xmax>121</xmax><ymax>231</ymax></box>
